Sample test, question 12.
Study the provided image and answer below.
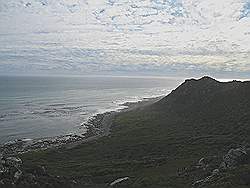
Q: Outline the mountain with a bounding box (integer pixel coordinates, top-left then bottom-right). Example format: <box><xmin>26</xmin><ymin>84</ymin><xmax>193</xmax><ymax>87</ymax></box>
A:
<box><xmin>156</xmin><ymin>76</ymin><xmax>250</xmax><ymax>122</ymax></box>
<box><xmin>151</xmin><ymin>76</ymin><xmax>250</xmax><ymax>149</ymax></box>
<box><xmin>13</xmin><ymin>77</ymin><xmax>250</xmax><ymax>187</ymax></box>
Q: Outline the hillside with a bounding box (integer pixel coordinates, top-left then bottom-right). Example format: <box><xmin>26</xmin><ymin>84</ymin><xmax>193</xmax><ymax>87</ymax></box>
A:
<box><xmin>10</xmin><ymin>77</ymin><xmax>250</xmax><ymax>187</ymax></box>
<box><xmin>153</xmin><ymin>76</ymin><xmax>250</xmax><ymax>143</ymax></box>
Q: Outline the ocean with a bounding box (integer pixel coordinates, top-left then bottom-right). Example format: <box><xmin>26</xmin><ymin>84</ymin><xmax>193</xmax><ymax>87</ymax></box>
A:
<box><xmin>0</xmin><ymin>75</ymin><xmax>182</xmax><ymax>144</ymax></box>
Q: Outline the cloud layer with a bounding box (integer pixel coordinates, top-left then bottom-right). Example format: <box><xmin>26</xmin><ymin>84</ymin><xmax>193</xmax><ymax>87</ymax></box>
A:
<box><xmin>0</xmin><ymin>0</ymin><xmax>250</xmax><ymax>77</ymax></box>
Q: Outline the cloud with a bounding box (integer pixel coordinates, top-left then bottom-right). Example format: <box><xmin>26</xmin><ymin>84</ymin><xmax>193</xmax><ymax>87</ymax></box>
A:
<box><xmin>0</xmin><ymin>0</ymin><xmax>250</xmax><ymax>77</ymax></box>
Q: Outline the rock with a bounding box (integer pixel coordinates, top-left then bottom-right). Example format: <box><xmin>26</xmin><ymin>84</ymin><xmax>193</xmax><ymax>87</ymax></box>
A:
<box><xmin>110</xmin><ymin>177</ymin><xmax>129</xmax><ymax>186</ymax></box>
<box><xmin>0</xmin><ymin>155</ymin><xmax>5</xmax><ymax>173</ymax></box>
<box><xmin>220</xmin><ymin>147</ymin><xmax>248</xmax><ymax>169</ymax></box>
<box><xmin>195</xmin><ymin>156</ymin><xmax>219</xmax><ymax>171</ymax></box>
<box><xmin>0</xmin><ymin>134</ymin><xmax>85</xmax><ymax>156</ymax></box>
<box><xmin>0</xmin><ymin>166</ymin><xmax>4</xmax><ymax>173</ymax></box>
<box><xmin>198</xmin><ymin>157</ymin><xmax>205</xmax><ymax>165</ymax></box>
<box><xmin>0</xmin><ymin>178</ymin><xmax>12</xmax><ymax>186</ymax></box>
<box><xmin>197</xmin><ymin>158</ymin><xmax>205</xmax><ymax>167</ymax></box>
<box><xmin>14</xmin><ymin>170</ymin><xmax>22</xmax><ymax>181</ymax></box>
<box><xmin>197</xmin><ymin>157</ymin><xmax>207</xmax><ymax>170</ymax></box>
<box><xmin>192</xmin><ymin>171</ymin><xmax>219</xmax><ymax>188</ymax></box>
<box><xmin>212</xmin><ymin>169</ymin><xmax>219</xmax><ymax>175</ymax></box>
<box><xmin>5</xmin><ymin>157</ymin><xmax>22</xmax><ymax>168</ymax></box>
<box><xmin>0</xmin><ymin>153</ymin><xmax>78</xmax><ymax>187</ymax></box>
<box><xmin>192</xmin><ymin>179</ymin><xmax>205</xmax><ymax>187</ymax></box>
<box><xmin>190</xmin><ymin>147</ymin><xmax>249</xmax><ymax>187</ymax></box>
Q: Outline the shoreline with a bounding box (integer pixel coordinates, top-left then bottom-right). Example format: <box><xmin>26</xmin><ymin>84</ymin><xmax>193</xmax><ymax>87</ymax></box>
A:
<box><xmin>0</xmin><ymin>96</ymin><xmax>163</xmax><ymax>156</ymax></box>
<box><xmin>64</xmin><ymin>96</ymin><xmax>162</xmax><ymax>150</ymax></box>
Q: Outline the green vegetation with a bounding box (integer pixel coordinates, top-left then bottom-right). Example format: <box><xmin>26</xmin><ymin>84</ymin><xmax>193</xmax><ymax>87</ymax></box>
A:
<box><xmin>21</xmin><ymin>77</ymin><xmax>250</xmax><ymax>187</ymax></box>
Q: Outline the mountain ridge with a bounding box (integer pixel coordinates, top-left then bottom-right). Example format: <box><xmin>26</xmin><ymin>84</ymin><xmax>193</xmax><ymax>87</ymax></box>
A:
<box><xmin>156</xmin><ymin>76</ymin><xmax>249</xmax><ymax>108</ymax></box>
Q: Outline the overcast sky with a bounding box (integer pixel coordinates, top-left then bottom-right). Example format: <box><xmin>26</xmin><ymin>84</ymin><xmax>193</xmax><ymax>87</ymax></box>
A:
<box><xmin>0</xmin><ymin>0</ymin><xmax>250</xmax><ymax>78</ymax></box>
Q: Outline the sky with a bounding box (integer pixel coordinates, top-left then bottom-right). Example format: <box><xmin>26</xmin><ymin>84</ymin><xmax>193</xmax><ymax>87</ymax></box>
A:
<box><xmin>0</xmin><ymin>0</ymin><xmax>250</xmax><ymax>78</ymax></box>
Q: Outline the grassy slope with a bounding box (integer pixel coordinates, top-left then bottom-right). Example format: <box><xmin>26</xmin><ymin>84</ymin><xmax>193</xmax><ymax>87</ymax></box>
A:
<box><xmin>21</xmin><ymin>78</ymin><xmax>250</xmax><ymax>187</ymax></box>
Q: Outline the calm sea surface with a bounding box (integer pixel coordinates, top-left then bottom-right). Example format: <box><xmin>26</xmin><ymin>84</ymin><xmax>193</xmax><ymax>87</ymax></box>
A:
<box><xmin>0</xmin><ymin>75</ymin><xmax>182</xmax><ymax>143</ymax></box>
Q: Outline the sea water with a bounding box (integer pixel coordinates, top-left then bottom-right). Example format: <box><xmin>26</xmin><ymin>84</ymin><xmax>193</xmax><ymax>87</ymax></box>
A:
<box><xmin>0</xmin><ymin>75</ymin><xmax>182</xmax><ymax>143</ymax></box>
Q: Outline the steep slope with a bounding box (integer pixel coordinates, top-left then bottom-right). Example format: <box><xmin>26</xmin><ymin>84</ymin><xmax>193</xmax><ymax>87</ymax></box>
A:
<box><xmin>152</xmin><ymin>76</ymin><xmax>250</xmax><ymax>140</ymax></box>
<box><xmin>20</xmin><ymin>77</ymin><xmax>250</xmax><ymax>188</ymax></box>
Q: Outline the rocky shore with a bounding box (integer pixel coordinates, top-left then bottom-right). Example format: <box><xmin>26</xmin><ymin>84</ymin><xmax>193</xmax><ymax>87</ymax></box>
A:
<box><xmin>0</xmin><ymin>97</ymin><xmax>161</xmax><ymax>156</ymax></box>
<box><xmin>0</xmin><ymin>134</ymin><xmax>85</xmax><ymax>156</ymax></box>
<box><xmin>1</xmin><ymin>77</ymin><xmax>249</xmax><ymax>187</ymax></box>
<box><xmin>0</xmin><ymin>112</ymin><xmax>112</xmax><ymax>157</ymax></box>
<box><xmin>0</xmin><ymin>97</ymin><xmax>162</xmax><ymax>187</ymax></box>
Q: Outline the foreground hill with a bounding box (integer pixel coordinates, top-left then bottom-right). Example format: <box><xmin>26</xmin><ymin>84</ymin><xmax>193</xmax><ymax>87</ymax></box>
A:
<box><xmin>16</xmin><ymin>77</ymin><xmax>250</xmax><ymax>187</ymax></box>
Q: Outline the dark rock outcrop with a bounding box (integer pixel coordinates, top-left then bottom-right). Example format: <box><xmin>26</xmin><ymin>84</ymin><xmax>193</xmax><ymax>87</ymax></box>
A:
<box><xmin>0</xmin><ymin>154</ymin><xmax>78</xmax><ymax>187</ymax></box>
<box><xmin>181</xmin><ymin>147</ymin><xmax>250</xmax><ymax>188</ymax></box>
<box><xmin>220</xmin><ymin>147</ymin><xmax>249</xmax><ymax>169</ymax></box>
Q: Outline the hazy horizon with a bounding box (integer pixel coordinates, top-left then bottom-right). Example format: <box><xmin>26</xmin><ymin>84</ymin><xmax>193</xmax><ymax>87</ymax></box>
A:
<box><xmin>1</xmin><ymin>73</ymin><xmax>250</xmax><ymax>81</ymax></box>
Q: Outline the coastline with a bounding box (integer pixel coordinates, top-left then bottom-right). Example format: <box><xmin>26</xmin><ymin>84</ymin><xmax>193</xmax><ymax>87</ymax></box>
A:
<box><xmin>64</xmin><ymin>96</ymin><xmax>162</xmax><ymax>150</ymax></box>
<box><xmin>3</xmin><ymin>77</ymin><xmax>249</xmax><ymax>188</ymax></box>
<box><xmin>0</xmin><ymin>96</ymin><xmax>163</xmax><ymax>156</ymax></box>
